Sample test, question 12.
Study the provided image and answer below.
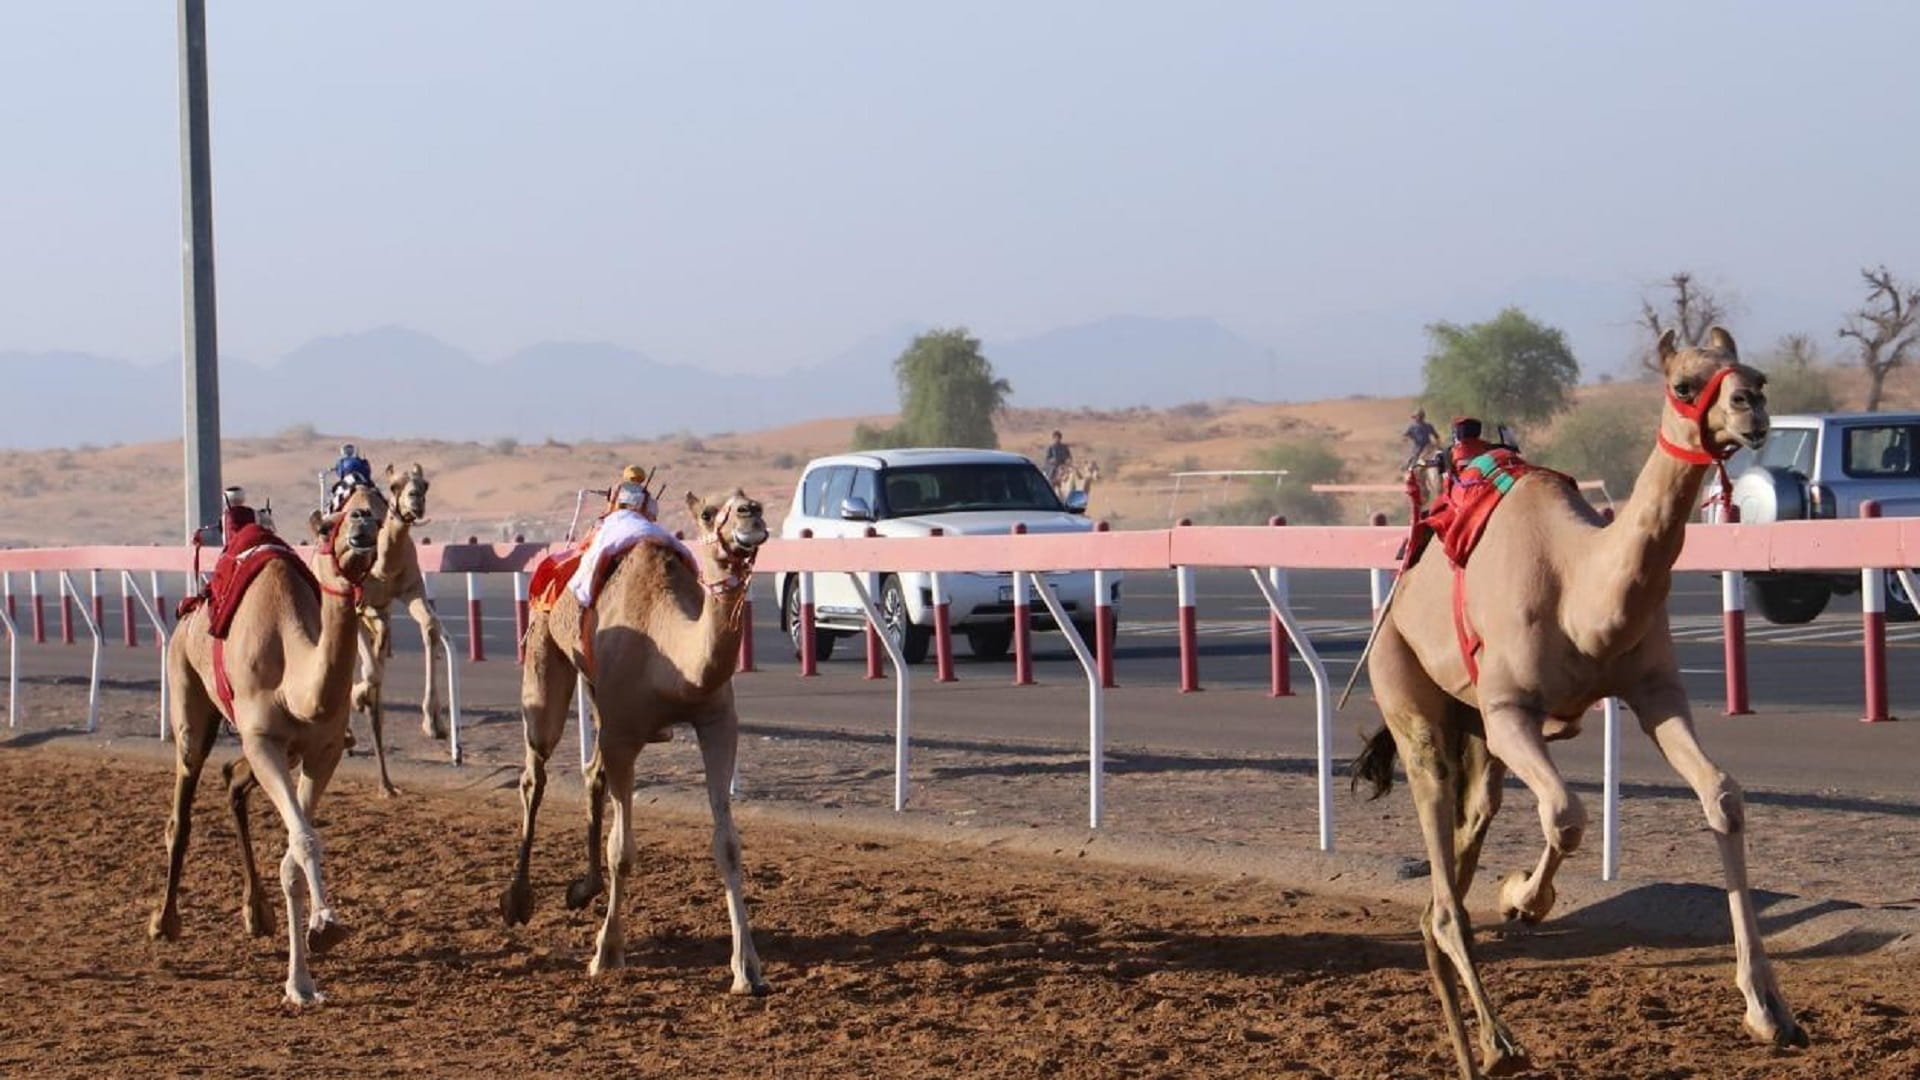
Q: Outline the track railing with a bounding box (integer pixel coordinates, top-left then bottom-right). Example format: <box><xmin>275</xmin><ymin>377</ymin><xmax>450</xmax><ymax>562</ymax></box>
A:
<box><xmin>5</xmin><ymin>518</ymin><xmax>1920</xmax><ymax>867</ymax></box>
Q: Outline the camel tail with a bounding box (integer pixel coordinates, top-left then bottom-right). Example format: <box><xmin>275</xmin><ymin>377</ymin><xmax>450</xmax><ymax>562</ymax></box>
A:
<box><xmin>1350</xmin><ymin>726</ymin><xmax>1398</xmax><ymax>800</ymax></box>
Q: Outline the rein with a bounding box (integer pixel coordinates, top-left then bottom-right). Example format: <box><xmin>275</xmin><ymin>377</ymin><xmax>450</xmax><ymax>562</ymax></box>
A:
<box><xmin>1656</xmin><ymin>364</ymin><xmax>1738</xmax><ymax>512</ymax></box>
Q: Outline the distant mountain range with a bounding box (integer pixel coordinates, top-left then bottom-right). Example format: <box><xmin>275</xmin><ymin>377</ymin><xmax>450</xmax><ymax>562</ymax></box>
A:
<box><xmin>0</xmin><ymin>316</ymin><xmax>1337</xmax><ymax>448</ymax></box>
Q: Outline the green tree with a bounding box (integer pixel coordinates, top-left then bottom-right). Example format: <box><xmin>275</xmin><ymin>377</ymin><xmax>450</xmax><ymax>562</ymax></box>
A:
<box><xmin>855</xmin><ymin>327</ymin><xmax>1012</xmax><ymax>450</ymax></box>
<box><xmin>1420</xmin><ymin>308</ymin><xmax>1579</xmax><ymax>432</ymax></box>
<box><xmin>1534</xmin><ymin>399</ymin><xmax>1648</xmax><ymax>503</ymax></box>
<box><xmin>1760</xmin><ymin>333</ymin><xmax>1836</xmax><ymax>414</ymax></box>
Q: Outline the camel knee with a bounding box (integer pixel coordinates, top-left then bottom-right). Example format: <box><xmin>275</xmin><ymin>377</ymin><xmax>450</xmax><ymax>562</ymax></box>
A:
<box><xmin>1538</xmin><ymin>792</ymin><xmax>1586</xmax><ymax>854</ymax></box>
<box><xmin>285</xmin><ymin>826</ymin><xmax>323</xmax><ymax>868</ymax></box>
<box><xmin>1703</xmin><ymin>773</ymin><xmax>1745</xmax><ymax>836</ymax></box>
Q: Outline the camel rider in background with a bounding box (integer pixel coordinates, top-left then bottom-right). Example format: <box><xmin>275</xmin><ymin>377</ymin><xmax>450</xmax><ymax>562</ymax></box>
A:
<box><xmin>328</xmin><ymin>443</ymin><xmax>373</xmax><ymax>512</ymax></box>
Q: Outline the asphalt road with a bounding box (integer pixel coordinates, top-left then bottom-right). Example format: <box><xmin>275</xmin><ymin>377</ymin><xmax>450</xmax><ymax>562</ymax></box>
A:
<box><xmin>17</xmin><ymin>566</ymin><xmax>1920</xmax><ymax>717</ymax></box>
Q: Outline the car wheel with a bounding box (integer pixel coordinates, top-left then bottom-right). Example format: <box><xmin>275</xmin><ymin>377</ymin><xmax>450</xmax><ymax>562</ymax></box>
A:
<box><xmin>784</xmin><ymin>579</ymin><xmax>836</xmax><ymax>662</ymax></box>
<box><xmin>879</xmin><ymin>575</ymin><xmax>930</xmax><ymax>665</ymax></box>
<box><xmin>1747</xmin><ymin>578</ymin><xmax>1830</xmax><ymax>625</ymax></box>
<box><xmin>1887</xmin><ymin>570</ymin><xmax>1919</xmax><ymax>624</ymax></box>
<box><xmin>966</xmin><ymin>624</ymin><xmax>1013</xmax><ymax>660</ymax></box>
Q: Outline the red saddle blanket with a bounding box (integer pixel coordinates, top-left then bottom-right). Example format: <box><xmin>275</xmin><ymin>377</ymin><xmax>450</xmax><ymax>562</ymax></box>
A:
<box><xmin>177</xmin><ymin>523</ymin><xmax>321</xmax><ymax>639</ymax></box>
<box><xmin>1400</xmin><ymin>449</ymin><xmax>1575</xmax><ymax>683</ymax></box>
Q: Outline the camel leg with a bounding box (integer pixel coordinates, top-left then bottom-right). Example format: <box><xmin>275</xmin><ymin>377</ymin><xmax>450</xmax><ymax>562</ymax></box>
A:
<box><xmin>1451</xmin><ymin>710</ymin><xmax>1507</xmax><ymax>899</ymax></box>
<box><xmin>150</xmin><ymin>660</ymin><xmax>220</xmax><ymax>943</ymax></box>
<box><xmin>241</xmin><ymin>735</ymin><xmax>338</xmax><ymax>1006</ymax></box>
<box><xmin>589</xmin><ymin>742</ymin><xmax>639</xmax><ymax>976</ymax></box>
<box><xmin>221</xmin><ymin>758</ymin><xmax>274</xmax><ymax>937</ymax></box>
<box><xmin>694</xmin><ymin>712</ymin><xmax>768</xmax><ymax>995</ymax></box>
<box><xmin>1482</xmin><ymin>706</ymin><xmax>1585</xmax><ymax>926</ymax></box>
<box><xmin>1624</xmin><ymin>680</ymin><xmax>1806</xmax><ymax>1048</ymax></box>
<box><xmin>352</xmin><ymin>612</ymin><xmax>398</xmax><ymax>796</ymax></box>
<box><xmin>404</xmin><ymin>592</ymin><xmax>448</xmax><ymax>739</ymax></box>
<box><xmin>1370</xmin><ymin>624</ymin><xmax>1524</xmax><ymax>1078</ymax></box>
<box><xmin>295</xmin><ymin>740</ymin><xmax>350</xmax><ymax>954</ymax></box>
<box><xmin>500</xmin><ymin>617</ymin><xmax>574</xmax><ymax>926</ymax></box>
<box><xmin>566</xmin><ymin>746</ymin><xmax>609</xmax><ymax>909</ymax></box>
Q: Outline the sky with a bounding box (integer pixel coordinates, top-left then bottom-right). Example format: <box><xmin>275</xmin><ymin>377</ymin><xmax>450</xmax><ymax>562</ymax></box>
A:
<box><xmin>5</xmin><ymin>2</ymin><xmax>1919</xmax><ymax>386</ymax></box>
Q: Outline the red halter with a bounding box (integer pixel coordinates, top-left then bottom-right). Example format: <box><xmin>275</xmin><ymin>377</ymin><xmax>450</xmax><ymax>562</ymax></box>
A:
<box><xmin>1656</xmin><ymin>364</ymin><xmax>1739</xmax><ymax>514</ymax></box>
<box><xmin>317</xmin><ymin>529</ymin><xmax>370</xmax><ymax>607</ymax></box>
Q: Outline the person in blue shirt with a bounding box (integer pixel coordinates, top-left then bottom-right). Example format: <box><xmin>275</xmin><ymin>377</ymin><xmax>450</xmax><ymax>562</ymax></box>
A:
<box><xmin>328</xmin><ymin>443</ymin><xmax>374</xmax><ymax>511</ymax></box>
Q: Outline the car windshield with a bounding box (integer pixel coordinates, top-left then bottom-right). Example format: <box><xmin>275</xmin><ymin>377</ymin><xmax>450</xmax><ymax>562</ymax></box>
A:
<box><xmin>1755</xmin><ymin>428</ymin><xmax>1814</xmax><ymax>476</ymax></box>
<box><xmin>878</xmin><ymin>463</ymin><xmax>1063</xmax><ymax>516</ymax></box>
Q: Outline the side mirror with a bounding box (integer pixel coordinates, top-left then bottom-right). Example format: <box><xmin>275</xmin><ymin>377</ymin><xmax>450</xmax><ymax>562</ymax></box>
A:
<box><xmin>1065</xmin><ymin>490</ymin><xmax>1089</xmax><ymax>514</ymax></box>
<box><xmin>839</xmin><ymin>496</ymin><xmax>875</xmax><ymax>522</ymax></box>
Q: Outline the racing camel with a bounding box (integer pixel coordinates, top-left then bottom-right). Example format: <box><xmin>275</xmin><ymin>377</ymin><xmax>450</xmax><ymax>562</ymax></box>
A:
<box><xmin>1352</xmin><ymin>328</ymin><xmax>1802</xmax><ymax>1076</ymax></box>
<box><xmin>348</xmin><ymin>462</ymin><xmax>445</xmax><ymax>796</ymax></box>
<box><xmin>500</xmin><ymin>488</ymin><xmax>771</xmax><ymax>995</ymax></box>
<box><xmin>149</xmin><ymin>484</ymin><xmax>383</xmax><ymax>1006</ymax></box>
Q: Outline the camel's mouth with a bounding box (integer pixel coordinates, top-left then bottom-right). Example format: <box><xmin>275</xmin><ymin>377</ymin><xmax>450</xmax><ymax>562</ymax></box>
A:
<box><xmin>1727</xmin><ymin>425</ymin><xmax>1769</xmax><ymax>453</ymax></box>
<box><xmin>729</xmin><ymin>524</ymin><xmax>770</xmax><ymax>552</ymax></box>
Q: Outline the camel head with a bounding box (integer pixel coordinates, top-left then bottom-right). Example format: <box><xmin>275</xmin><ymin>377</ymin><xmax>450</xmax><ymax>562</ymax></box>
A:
<box><xmin>686</xmin><ymin>489</ymin><xmax>769</xmax><ymax>562</ymax></box>
<box><xmin>386</xmin><ymin>462</ymin><xmax>430</xmax><ymax>524</ymax></box>
<box><xmin>308</xmin><ymin>482</ymin><xmax>385</xmax><ymax>583</ymax></box>
<box><xmin>1656</xmin><ymin>326</ymin><xmax>1769</xmax><ymax>460</ymax></box>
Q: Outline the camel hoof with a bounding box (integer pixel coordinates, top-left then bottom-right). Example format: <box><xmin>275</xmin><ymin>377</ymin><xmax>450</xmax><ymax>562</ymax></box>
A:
<box><xmin>589</xmin><ymin>946</ymin><xmax>625</xmax><ymax>976</ymax></box>
<box><xmin>731</xmin><ymin>974</ymin><xmax>771</xmax><ymax>997</ymax></box>
<box><xmin>423</xmin><ymin>712</ymin><xmax>448</xmax><ymax>740</ymax></box>
<box><xmin>378</xmin><ymin>781</ymin><xmax>401</xmax><ymax>799</ymax></box>
<box><xmin>283</xmin><ymin>984</ymin><xmax>325</xmax><ymax>1008</ymax></box>
<box><xmin>1497</xmin><ymin>870</ymin><xmax>1554</xmax><ymax>925</ymax></box>
<box><xmin>1482</xmin><ymin>1048</ymin><xmax>1532</xmax><ymax>1077</ymax></box>
<box><xmin>565</xmin><ymin>874</ymin><xmax>603</xmax><ymax>910</ymax></box>
<box><xmin>242</xmin><ymin>898</ymin><xmax>274</xmax><ymax>938</ymax></box>
<box><xmin>1746</xmin><ymin>996</ymin><xmax>1809</xmax><ymax>1049</ymax></box>
<box><xmin>342</xmin><ymin>730</ymin><xmax>358</xmax><ymax>752</ymax></box>
<box><xmin>350</xmin><ymin>684</ymin><xmax>373</xmax><ymax>712</ymax></box>
<box><xmin>500</xmin><ymin>879</ymin><xmax>534</xmax><ymax>926</ymax></box>
<box><xmin>149</xmin><ymin>908</ymin><xmax>182</xmax><ymax>942</ymax></box>
<box><xmin>307</xmin><ymin>916</ymin><xmax>351</xmax><ymax>955</ymax></box>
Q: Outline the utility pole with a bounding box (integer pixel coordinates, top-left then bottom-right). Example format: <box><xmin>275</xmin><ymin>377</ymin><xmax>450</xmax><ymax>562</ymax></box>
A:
<box><xmin>178</xmin><ymin>0</ymin><xmax>222</xmax><ymax>543</ymax></box>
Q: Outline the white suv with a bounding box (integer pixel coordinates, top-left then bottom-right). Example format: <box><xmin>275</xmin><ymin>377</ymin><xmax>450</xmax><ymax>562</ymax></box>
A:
<box><xmin>774</xmin><ymin>448</ymin><xmax>1117</xmax><ymax>663</ymax></box>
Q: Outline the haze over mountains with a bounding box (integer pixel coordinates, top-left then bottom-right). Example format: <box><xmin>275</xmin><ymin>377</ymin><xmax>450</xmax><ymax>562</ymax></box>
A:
<box><xmin>1</xmin><ymin>315</ymin><xmax>1307</xmax><ymax>449</ymax></box>
<box><xmin>1</xmin><ymin>278</ymin><xmax>1834</xmax><ymax>449</ymax></box>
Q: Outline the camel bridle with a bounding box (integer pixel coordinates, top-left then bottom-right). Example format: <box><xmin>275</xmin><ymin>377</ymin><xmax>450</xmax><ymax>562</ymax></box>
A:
<box><xmin>318</xmin><ymin>520</ymin><xmax>376</xmax><ymax>606</ymax></box>
<box><xmin>1657</xmin><ymin>363</ymin><xmax>1741</xmax><ymax>511</ymax></box>
<box><xmin>698</xmin><ymin>499</ymin><xmax>764</xmax><ymax>626</ymax></box>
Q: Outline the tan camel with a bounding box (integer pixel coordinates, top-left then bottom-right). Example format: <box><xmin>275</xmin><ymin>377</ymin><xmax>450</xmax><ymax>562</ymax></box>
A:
<box><xmin>500</xmin><ymin>488</ymin><xmax>770</xmax><ymax>994</ymax></box>
<box><xmin>1352</xmin><ymin>328</ymin><xmax>1802</xmax><ymax>1077</ymax></box>
<box><xmin>1052</xmin><ymin>458</ymin><xmax>1101</xmax><ymax>502</ymax></box>
<box><xmin>149</xmin><ymin>484</ymin><xmax>383</xmax><ymax>1006</ymax></box>
<box><xmin>348</xmin><ymin>462</ymin><xmax>446</xmax><ymax>796</ymax></box>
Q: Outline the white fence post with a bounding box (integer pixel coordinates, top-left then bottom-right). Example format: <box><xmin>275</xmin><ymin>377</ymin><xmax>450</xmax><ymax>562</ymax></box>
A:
<box><xmin>120</xmin><ymin>572</ymin><xmax>171</xmax><ymax>739</ymax></box>
<box><xmin>0</xmin><ymin>581</ymin><xmax>17</xmax><ymax>729</ymax></box>
<box><xmin>1602</xmin><ymin>697</ymin><xmax>1621</xmax><ymax>882</ymax></box>
<box><xmin>1248</xmin><ymin>568</ymin><xmax>1334</xmax><ymax>852</ymax></box>
<box><xmin>848</xmin><ymin>572</ymin><xmax>912</xmax><ymax>811</ymax></box>
<box><xmin>1033</xmin><ymin>576</ymin><xmax>1104</xmax><ymax>828</ymax></box>
<box><xmin>59</xmin><ymin>572</ymin><xmax>102</xmax><ymax>733</ymax></box>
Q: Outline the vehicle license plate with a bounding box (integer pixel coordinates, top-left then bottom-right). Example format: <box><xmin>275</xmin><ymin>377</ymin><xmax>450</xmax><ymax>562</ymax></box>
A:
<box><xmin>998</xmin><ymin>585</ymin><xmax>1014</xmax><ymax>603</ymax></box>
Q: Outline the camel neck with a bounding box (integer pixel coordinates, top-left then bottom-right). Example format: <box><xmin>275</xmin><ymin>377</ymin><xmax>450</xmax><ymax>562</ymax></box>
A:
<box><xmin>1580</xmin><ymin>443</ymin><xmax>1706</xmax><ymax>649</ymax></box>
<box><xmin>284</xmin><ymin>565</ymin><xmax>363</xmax><ymax>720</ymax></box>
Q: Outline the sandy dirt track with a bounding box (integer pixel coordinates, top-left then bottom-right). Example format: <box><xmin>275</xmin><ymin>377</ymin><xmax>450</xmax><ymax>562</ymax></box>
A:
<box><xmin>3</xmin><ymin>740</ymin><xmax>1918</xmax><ymax>1080</ymax></box>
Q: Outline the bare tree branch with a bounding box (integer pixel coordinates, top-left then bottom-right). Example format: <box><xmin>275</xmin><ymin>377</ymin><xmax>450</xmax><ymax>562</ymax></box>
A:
<box><xmin>1839</xmin><ymin>264</ymin><xmax>1920</xmax><ymax>411</ymax></box>
<box><xmin>1636</xmin><ymin>271</ymin><xmax>1731</xmax><ymax>376</ymax></box>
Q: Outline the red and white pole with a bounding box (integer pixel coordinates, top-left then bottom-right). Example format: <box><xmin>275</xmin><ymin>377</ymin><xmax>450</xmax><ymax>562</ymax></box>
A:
<box><xmin>798</xmin><ymin>528</ymin><xmax>819</xmax><ymax>677</ymax></box>
<box><xmin>1268</xmin><ymin>515</ymin><xmax>1293</xmax><ymax>697</ymax></box>
<box><xmin>121</xmin><ymin>571</ymin><xmax>138</xmax><ymax>648</ymax></box>
<box><xmin>59</xmin><ymin>580</ymin><xmax>74</xmax><ymax>645</ymax></box>
<box><xmin>1012</xmin><ymin>522</ymin><xmax>1034</xmax><ymax>686</ymax></box>
<box><xmin>1093</xmin><ymin>520</ymin><xmax>1116</xmax><ymax>689</ymax></box>
<box><xmin>30</xmin><ymin>570</ymin><xmax>44</xmax><ymax>644</ymax></box>
<box><xmin>465</xmin><ymin>572</ymin><xmax>484</xmax><ymax>662</ymax></box>
<box><xmin>511</xmin><ymin>571</ymin><xmax>530</xmax><ymax>663</ymax></box>
<box><xmin>930</xmin><ymin>527</ymin><xmax>956</xmax><ymax>683</ymax></box>
<box><xmin>88</xmin><ymin>569</ymin><xmax>104</xmax><ymax>643</ymax></box>
<box><xmin>1720</xmin><ymin>503</ymin><xmax>1750</xmax><ymax>716</ymax></box>
<box><xmin>1861</xmin><ymin>500</ymin><xmax>1894</xmax><ymax>724</ymax></box>
<box><xmin>863</xmin><ymin>526</ymin><xmax>884</xmax><ymax>680</ymax></box>
<box><xmin>1176</xmin><ymin>518</ymin><xmax>1200</xmax><ymax>693</ymax></box>
<box><xmin>3</xmin><ymin>570</ymin><xmax>13</xmax><ymax>625</ymax></box>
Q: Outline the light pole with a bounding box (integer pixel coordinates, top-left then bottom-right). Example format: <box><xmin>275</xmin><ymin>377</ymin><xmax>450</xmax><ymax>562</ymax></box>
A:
<box><xmin>178</xmin><ymin>0</ymin><xmax>222</xmax><ymax>543</ymax></box>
